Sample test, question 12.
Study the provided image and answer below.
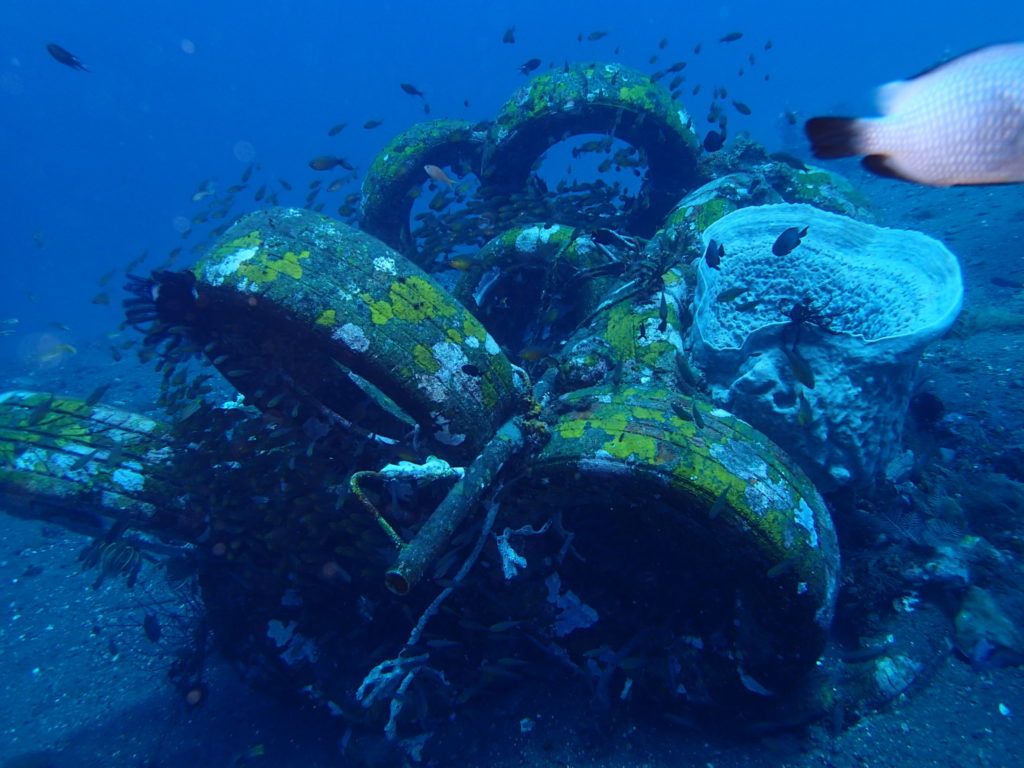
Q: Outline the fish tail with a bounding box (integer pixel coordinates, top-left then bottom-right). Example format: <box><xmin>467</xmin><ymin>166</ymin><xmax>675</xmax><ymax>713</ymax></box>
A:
<box><xmin>804</xmin><ymin>117</ymin><xmax>863</xmax><ymax>159</ymax></box>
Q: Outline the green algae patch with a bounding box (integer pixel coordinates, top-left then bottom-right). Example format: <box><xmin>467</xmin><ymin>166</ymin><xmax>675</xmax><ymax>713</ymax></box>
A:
<box><xmin>315</xmin><ymin>309</ymin><xmax>337</xmax><ymax>327</ymax></box>
<box><xmin>362</xmin><ymin>293</ymin><xmax>395</xmax><ymax>325</ymax></box>
<box><xmin>236</xmin><ymin>249</ymin><xmax>309</xmax><ymax>284</ymax></box>
<box><xmin>412</xmin><ymin>343</ymin><xmax>441</xmax><ymax>374</ymax></box>
<box><xmin>389</xmin><ymin>275</ymin><xmax>458</xmax><ymax>324</ymax></box>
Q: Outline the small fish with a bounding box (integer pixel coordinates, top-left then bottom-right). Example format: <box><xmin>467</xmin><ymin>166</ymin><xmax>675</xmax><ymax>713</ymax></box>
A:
<box><xmin>400</xmin><ymin>82</ymin><xmax>425</xmax><ymax>98</ymax></box>
<box><xmin>519</xmin><ymin>58</ymin><xmax>542</xmax><ymax>74</ymax></box>
<box><xmin>659</xmin><ymin>38</ymin><xmax>669</xmax><ymax>50</ymax></box>
<box><xmin>735</xmin><ymin>299</ymin><xmax>760</xmax><ymax>313</ymax></box>
<box><xmin>85</xmin><ymin>382</ymin><xmax>113</xmax><ymax>406</ymax></box>
<box><xmin>666</xmin><ymin>61</ymin><xmax>687</xmax><ymax>73</ymax></box>
<box><xmin>278</xmin><ymin>178</ymin><xmax>293</xmax><ymax>191</ymax></box>
<box><xmin>704</xmin><ymin>239</ymin><xmax>724</xmax><ymax>269</ymax></box>
<box><xmin>691</xmin><ymin>401</ymin><xmax>705</xmax><ymax>429</ymax></box>
<box><xmin>91</xmin><ymin>291</ymin><xmax>110</xmax><ymax>305</ymax></box>
<box><xmin>424</xmin><ymin>164</ymin><xmax>456</xmax><ymax>186</ymax></box>
<box><xmin>461</xmin><ymin>364</ymin><xmax>483</xmax><ymax>377</ymax></box>
<box><xmin>143</xmin><ymin>612</ymin><xmax>162</xmax><ymax>643</ymax></box>
<box><xmin>694</xmin><ymin>42</ymin><xmax>702</xmax><ymax>54</ymax></box>
<box><xmin>36</xmin><ymin>344</ymin><xmax>77</xmax><ymax>363</ymax></box>
<box><xmin>719</xmin><ymin>32</ymin><xmax>743</xmax><ymax>43</ymax></box>
<box><xmin>708</xmin><ymin>487</ymin><xmax>729</xmax><ymax>519</ymax></box>
<box><xmin>587</xmin><ymin>31</ymin><xmax>608</xmax><ymax>41</ymax></box>
<box><xmin>674</xmin><ymin>351</ymin><xmax>697</xmax><ymax>390</ymax></box>
<box><xmin>69</xmin><ymin>448</ymin><xmax>100</xmax><ymax>472</ymax></box>
<box><xmin>782</xmin><ymin>345</ymin><xmax>815</xmax><ymax>389</ymax></box>
<box><xmin>191</xmin><ymin>179</ymin><xmax>215</xmax><ymax>202</ymax></box>
<box><xmin>309</xmin><ymin>155</ymin><xmax>343</xmax><ymax>171</ymax></box>
<box><xmin>488</xmin><ymin>620</ymin><xmax>521</xmax><ymax>633</ymax></box>
<box><xmin>670</xmin><ymin>399</ymin><xmax>693</xmax><ymax>422</ymax></box>
<box><xmin>769</xmin><ymin>151</ymin><xmax>808</xmax><ymax>171</ymax></box>
<box><xmin>703</xmin><ymin>130</ymin><xmax>725</xmax><ymax>152</ymax></box>
<box><xmin>732</xmin><ymin>99</ymin><xmax>752</xmax><ymax>115</ymax></box>
<box><xmin>805</xmin><ymin>43</ymin><xmax>1024</xmax><ymax>185</ymax></box>
<box><xmin>716</xmin><ymin>286</ymin><xmax>748</xmax><ymax>302</ymax></box>
<box><xmin>796</xmin><ymin>391</ymin><xmax>814</xmax><ymax>426</ymax></box>
<box><xmin>327</xmin><ymin>122</ymin><xmax>348</xmax><ymax>136</ymax></box>
<box><xmin>428</xmin><ymin>190</ymin><xmax>450</xmax><ymax>211</ymax></box>
<box><xmin>448</xmin><ymin>256</ymin><xmax>476</xmax><ymax>271</ymax></box>
<box><xmin>518</xmin><ymin>344</ymin><xmax>549</xmax><ymax>361</ymax></box>
<box><xmin>27</xmin><ymin>395</ymin><xmax>54</xmax><ymax>425</ymax></box>
<box><xmin>46</xmin><ymin>43</ymin><xmax>88</xmax><ymax>71</ymax></box>
<box><xmin>657</xmin><ymin>292</ymin><xmax>668</xmax><ymax>333</ymax></box>
<box><xmin>772</xmin><ymin>226</ymin><xmax>808</xmax><ymax>256</ymax></box>
<box><xmin>767</xmin><ymin>557</ymin><xmax>797</xmax><ymax>579</ymax></box>
<box><xmin>503</xmin><ymin>27</ymin><xmax>516</xmax><ymax>44</ymax></box>
<box><xmin>363</xmin><ymin>120</ymin><xmax>383</xmax><ymax>129</ymax></box>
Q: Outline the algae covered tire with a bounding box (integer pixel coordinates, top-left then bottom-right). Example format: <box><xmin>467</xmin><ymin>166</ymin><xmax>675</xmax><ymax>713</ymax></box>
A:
<box><xmin>483</xmin><ymin>63</ymin><xmax>704</xmax><ymax>235</ymax></box>
<box><xmin>451</xmin><ymin>223</ymin><xmax>622</xmax><ymax>358</ymax></box>
<box><xmin>155</xmin><ymin>207</ymin><xmax>521</xmax><ymax>462</ymax></box>
<box><xmin>0</xmin><ymin>391</ymin><xmax>186</xmax><ymax>539</ymax></box>
<box><xmin>360</xmin><ymin>119</ymin><xmax>487</xmax><ymax>261</ymax></box>
<box><xmin>504</xmin><ymin>385</ymin><xmax>839</xmax><ymax>713</ymax></box>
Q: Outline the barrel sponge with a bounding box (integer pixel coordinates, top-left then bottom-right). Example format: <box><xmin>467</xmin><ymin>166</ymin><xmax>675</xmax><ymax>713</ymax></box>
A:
<box><xmin>689</xmin><ymin>203</ymin><xmax>963</xmax><ymax>489</ymax></box>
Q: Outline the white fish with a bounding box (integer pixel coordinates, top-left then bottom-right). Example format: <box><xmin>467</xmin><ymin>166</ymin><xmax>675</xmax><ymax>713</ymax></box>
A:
<box><xmin>805</xmin><ymin>43</ymin><xmax>1024</xmax><ymax>186</ymax></box>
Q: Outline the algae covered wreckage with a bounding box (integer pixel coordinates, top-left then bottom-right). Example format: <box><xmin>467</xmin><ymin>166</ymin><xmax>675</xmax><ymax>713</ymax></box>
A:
<box><xmin>0</xmin><ymin>62</ymin><xmax>987</xmax><ymax>753</ymax></box>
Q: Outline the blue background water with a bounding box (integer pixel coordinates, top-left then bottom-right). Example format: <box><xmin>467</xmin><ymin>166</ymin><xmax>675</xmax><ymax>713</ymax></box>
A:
<box><xmin>0</xmin><ymin>0</ymin><xmax>1020</xmax><ymax>360</ymax></box>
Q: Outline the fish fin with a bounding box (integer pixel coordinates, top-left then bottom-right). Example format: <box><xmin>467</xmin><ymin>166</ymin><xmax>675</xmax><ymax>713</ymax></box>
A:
<box><xmin>862</xmin><ymin>154</ymin><xmax>913</xmax><ymax>182</ymax></box>
<box><xmin>804</xmin><ymin>117</ymin><xmax>862</xmax><ymax>159</ymax></box>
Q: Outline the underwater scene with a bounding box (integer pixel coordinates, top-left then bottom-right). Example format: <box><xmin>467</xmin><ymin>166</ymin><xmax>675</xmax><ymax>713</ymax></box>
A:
<box><xmin>2</xmin><ymin>1</ymin><xmax>1024</xmax><ymax>766</ymax></box>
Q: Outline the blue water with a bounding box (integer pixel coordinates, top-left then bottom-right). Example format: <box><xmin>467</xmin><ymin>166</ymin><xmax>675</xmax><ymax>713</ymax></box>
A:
<box><xmin>1</xmin><ymin>0</ymin><xmax>1018</xmax><ymax>342</ymax></box>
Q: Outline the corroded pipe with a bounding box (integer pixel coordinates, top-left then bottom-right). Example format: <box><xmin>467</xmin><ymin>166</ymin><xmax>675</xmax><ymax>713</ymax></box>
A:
<box><xmin>385</xmin><ymin>418</ymin><xmax>526</xmax><ymax>595</ymax></box>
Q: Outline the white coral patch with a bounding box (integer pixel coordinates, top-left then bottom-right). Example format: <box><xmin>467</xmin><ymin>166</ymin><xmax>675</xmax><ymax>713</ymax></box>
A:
<box><xmin>415</xmin><ymin>373</ymin><xmax>447</xmax><ymax>403</ymax></box>
<box><xmin>514</xmin><ymin>224</ymin><xmax>562</xmax><ymax>253</ymax></box>
<box><xmin>485</xmin><ymin>334</ymin><xmax>501</xmax><ymax>355</ymax></box>
<box><xmin>431</xmin><ymin>413</ymin><xmax>466</xmax><ymax>446</ymax></box>
<box><xmin>372</xmin><ymin>255</ymin><xmax>397</xmax><ymax>275</ymax></box>
<box><xmin>113</xmin><ymin>467</ymin><xmax>145</xmax><ymax>493</ymax></box>
<box><xmin>144</xmin><ymin>446</ymin><xmax>175</xmax><ymax>464</ymax></box>
<box><xmin>794</xmin><ymin>497</ymin><xmax>819</xmax><ymax>548</ymax></box>
<box><xmin>206</xmin><ymin>246</ymin><xmax>258</xmax><ymax>286</ymax></box>
<box><xmin>333</xmin><ymin>322</ymin><xmax>370</xmax><ymax>353</ymax></box>
<box><xmin>431</xmin><ymin>340</ymin><xmax>470</xmax><ymax>373</ymax></box>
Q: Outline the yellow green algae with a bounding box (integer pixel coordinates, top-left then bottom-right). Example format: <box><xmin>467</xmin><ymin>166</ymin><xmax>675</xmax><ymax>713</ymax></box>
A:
<box><xmin>412</xmin><ymin>343</ymin><xmax>441</xmax><ymax>374</ymax></box>
<box><xmin>362</xmin><ymin>275</ymin><xmax>459</xmax><ymax>326</ymax></box>
<box><xmin>235</xmin><ymin>249</ymin><xmax>309</xmax><ymax>284</ymax></box>
<box><xmin>315</xmin><ymin>309</ymin><xmax>337</xmax><ymax>327</ymax></box>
